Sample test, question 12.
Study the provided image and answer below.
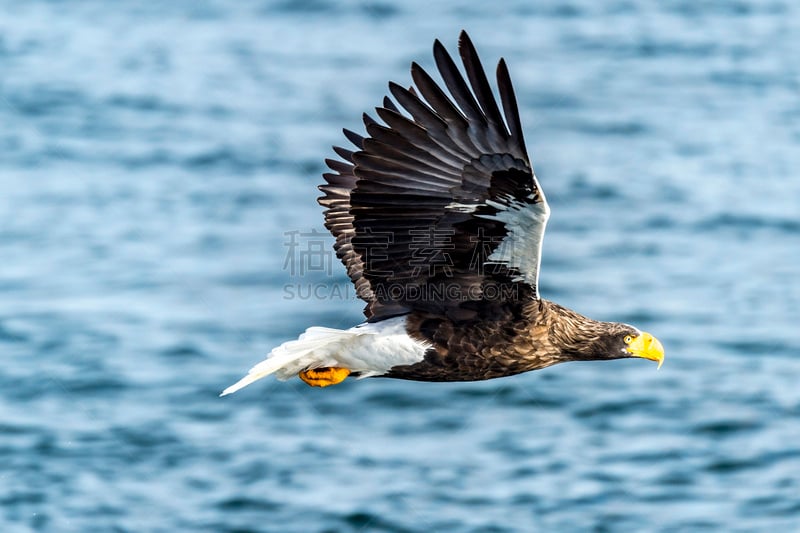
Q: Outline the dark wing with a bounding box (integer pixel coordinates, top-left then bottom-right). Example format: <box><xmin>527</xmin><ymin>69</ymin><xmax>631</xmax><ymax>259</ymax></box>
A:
<box><xmin>319</xmin><ymin>31</ymin><xmax>550</xmax><ymax>322</ymax></box>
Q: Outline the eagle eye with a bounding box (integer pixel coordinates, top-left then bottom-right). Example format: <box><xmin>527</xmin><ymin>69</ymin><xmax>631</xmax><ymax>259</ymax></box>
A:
<box><xmin>624</xmin><ymin>335</ymin><xmax>633</xmax><ymax>344</ymax></box>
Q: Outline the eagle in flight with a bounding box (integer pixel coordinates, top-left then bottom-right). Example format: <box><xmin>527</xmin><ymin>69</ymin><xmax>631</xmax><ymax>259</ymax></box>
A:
<box><xmin>222</xmin><ymin>31</ymin><xmax>663</xmax><ymax>396</ymax></box>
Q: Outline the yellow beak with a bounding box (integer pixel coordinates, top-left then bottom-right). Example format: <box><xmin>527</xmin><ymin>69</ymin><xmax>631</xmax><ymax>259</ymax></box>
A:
<box><xmin>627</xmin><ymin>331</ymin><xmax>665</xmax><ymax>369</ymax></box>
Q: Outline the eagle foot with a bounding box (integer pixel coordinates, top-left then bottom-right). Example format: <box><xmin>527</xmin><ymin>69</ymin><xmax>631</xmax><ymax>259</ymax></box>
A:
<box><xmin>299</xmin><ymin>367</ymin><xmax>351</xmax><ymax>387</ymax></box>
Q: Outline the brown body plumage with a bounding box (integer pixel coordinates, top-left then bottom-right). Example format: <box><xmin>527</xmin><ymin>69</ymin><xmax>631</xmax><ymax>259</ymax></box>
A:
<box><xmin>389</xmin><ymin>300</ymin><xmax>633</xmax><ymax>382</ymax></box>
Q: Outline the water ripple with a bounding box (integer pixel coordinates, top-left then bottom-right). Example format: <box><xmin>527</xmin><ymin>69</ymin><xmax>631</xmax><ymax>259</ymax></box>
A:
<box><xmin>2</xmin><ymin>1</ymin><xmax>799</xmax><ymax>531</ymax></box>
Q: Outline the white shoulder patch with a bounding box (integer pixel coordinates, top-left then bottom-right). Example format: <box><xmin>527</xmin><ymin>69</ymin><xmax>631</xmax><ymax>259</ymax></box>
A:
<box><xmin>475</xmin><ymin>179</ymin><xmax>550</xmax><ymax>293</ymax></box>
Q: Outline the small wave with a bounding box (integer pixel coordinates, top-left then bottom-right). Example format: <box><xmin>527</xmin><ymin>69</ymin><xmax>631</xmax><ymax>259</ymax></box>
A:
<box><xmin>694</xmin><ymin>213</ymin><xmax>800</xmax><ymax>233</ymax></box>
<box><xmin>216</xmin><ymin>496</ymin><xmax>280</xmax><ymax>512</ymax></box>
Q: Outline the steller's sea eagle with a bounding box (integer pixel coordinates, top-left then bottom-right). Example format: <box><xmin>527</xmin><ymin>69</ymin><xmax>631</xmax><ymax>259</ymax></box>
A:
<box><xmin>221</xmin><ymin>31</ymin><xmax>664</xmax><ymax>395</ymax></box>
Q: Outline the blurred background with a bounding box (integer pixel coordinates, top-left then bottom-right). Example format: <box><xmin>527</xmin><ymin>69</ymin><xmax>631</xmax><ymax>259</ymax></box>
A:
<box><xmin>1</xmin><ymin>1</ymin><xmax>799</xmax><ymax>531</ymax></box>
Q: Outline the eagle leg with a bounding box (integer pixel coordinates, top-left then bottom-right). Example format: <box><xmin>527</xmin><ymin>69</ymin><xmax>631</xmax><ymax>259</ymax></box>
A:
<box><xmin>299</xmin><ymin>367</ymin><xmax>351</xmax><ymax>387</ymax></box>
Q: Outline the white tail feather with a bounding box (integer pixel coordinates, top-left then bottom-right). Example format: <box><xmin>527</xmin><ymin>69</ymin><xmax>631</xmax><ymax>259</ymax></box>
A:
<box><xmin>219</xmin><ymin>326</ymin><xmax>360</xmax><ymax>396</ymax></box>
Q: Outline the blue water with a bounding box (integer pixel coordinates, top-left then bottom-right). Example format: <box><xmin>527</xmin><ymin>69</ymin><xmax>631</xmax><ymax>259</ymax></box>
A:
<box><xmin>2</xmin><ymin>1</ymin><xmax>799</xmax><ymax>531</ymax></box>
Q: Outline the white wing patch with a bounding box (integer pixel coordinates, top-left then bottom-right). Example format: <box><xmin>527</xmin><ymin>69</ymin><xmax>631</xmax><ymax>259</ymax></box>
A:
<box><xmin>476</xmin><ymin>179</ymin><xmax>550</xmax><ymax>293</ymax></box>
<box><xmin>445</xmin><ymin>201</ymin><xmax>478</xmax><ymax>213</ymax></box>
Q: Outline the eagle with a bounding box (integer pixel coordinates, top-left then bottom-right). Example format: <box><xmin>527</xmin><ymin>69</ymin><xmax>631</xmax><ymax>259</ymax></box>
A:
<box><xmin>221</xmin><ymin>31</ymin><xmax>663</xmax><ymax>396</ymax></box>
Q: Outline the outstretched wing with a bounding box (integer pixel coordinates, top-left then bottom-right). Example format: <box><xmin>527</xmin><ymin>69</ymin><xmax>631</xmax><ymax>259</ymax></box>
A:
<box><xmin>319</xmin><ymin>31</ymin><xmax>549</xmax><ymax>322</ymax></box>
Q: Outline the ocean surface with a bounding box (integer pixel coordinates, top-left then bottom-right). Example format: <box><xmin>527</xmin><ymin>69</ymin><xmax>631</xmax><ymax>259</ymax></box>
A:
<box><xmin>2</xmin><ymin>1</ymin><xmax>799</xmax><ymax>531</ymax></box>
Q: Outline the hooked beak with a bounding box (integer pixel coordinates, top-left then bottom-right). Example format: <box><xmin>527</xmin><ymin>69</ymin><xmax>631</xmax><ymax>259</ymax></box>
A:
<box><xmin>627</xmin><ymin>331</ymin><xmax>665</xmax><ymax>369</ymax></box>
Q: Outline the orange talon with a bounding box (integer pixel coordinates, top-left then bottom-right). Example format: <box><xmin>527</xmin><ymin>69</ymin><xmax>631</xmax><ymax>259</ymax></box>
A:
<box><xmin>299</xmin><ymin>367</ymin><xmax>351</xmax><ymax>387</ymax></box>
